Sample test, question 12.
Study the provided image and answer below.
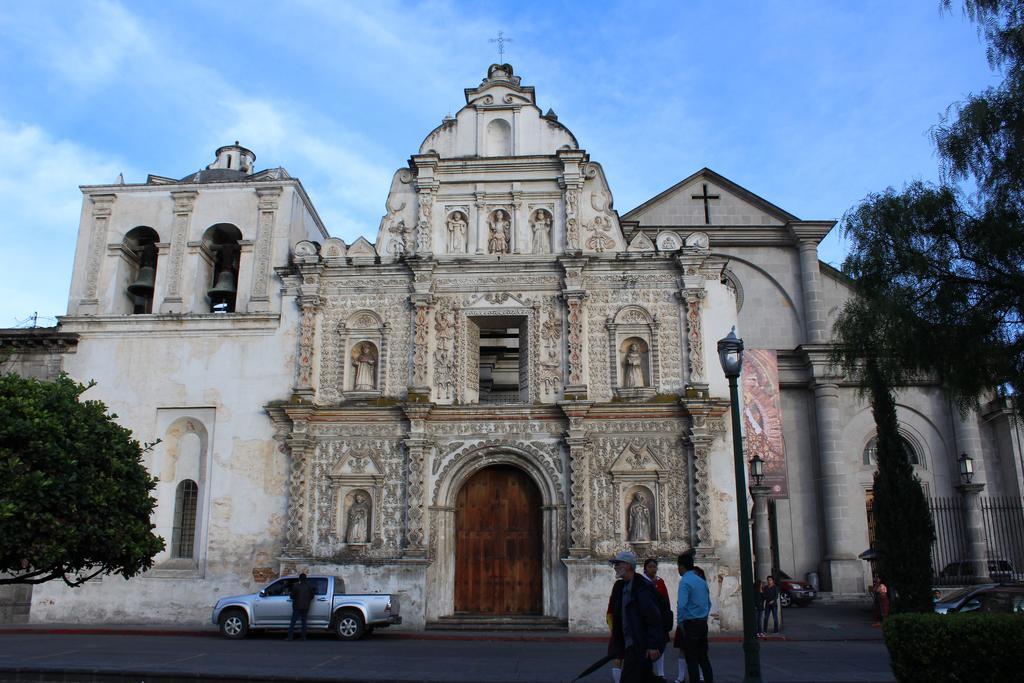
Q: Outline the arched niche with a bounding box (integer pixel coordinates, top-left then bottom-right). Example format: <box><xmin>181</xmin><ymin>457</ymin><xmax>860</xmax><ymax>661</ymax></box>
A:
<box><xmin>486</xmin><ymin>118</ymin><xmax>512</xmax><ymax>156</ymax></box>
<box><xmin>624</xmin><ymin>484</ymin><xmax>658</xmax><ymax>544</ymax></box>
<box><xmin>487</xmin><ymin>209</ymin><xmax>512</xmax><ymax>254</ymax></box>
<box><xmin>607</xmin><ymin>305</ymin><xmax>659</xmax><ymax>400</ymax></box>
<box><xmin>529</xmin><ymin>208</ymin><xmax>553</xmax><ymax>254</ymax></box>
<box><xmin>195</xmin><ymin>223</ymin><xmax>243</xmax><ymax>313</ymax></box>
<box><xmin>327</xmin><ymin>449</ymin><xmax>384</xmax><ymax>554</ymax></box>
<box><xmin>339</xmin><ymin>310</ymin><xmax>389</xmax><ymax>398</ymax></box>
<box><xmin>150</xmin><ymin>413</ymin><xmax>212</xmax><ymax>574</ymax></box>
<box><xmin>445</xmin><ymin>210</ymin><xmax>469</xmax><ymax>254</ymax></box>
<box><xmin>116</xmin><ymin>226</ymin><xmax>161</xmax><ymax>315</ymax></box>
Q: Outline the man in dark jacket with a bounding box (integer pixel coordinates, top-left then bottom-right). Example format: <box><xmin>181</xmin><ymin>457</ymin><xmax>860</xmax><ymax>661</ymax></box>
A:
<box><xmin>287</xmin><ymin>573</ymin><xmax>316</xmax><ymax>641</ymax></box>
<box><xmin>607</xmin><ymin>550</ymin><xmax>668</xmax><ymax>683</ymax></box>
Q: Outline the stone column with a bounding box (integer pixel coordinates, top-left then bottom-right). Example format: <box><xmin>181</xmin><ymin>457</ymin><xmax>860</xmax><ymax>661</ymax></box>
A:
<box><xmin>283</xmin><ymin>409</ymin><xmax>314</xmax><ymax>557</ymax></box>
<box><xmin>160</xmin><ymin>190</ymin><xmax>198</xmax><ymax>314</ymax></box>
<box><xmin>560</xmin><ymin>256</ymin><xmax>588</xmax><ymax>399</ymax></box>
<box><xmin>813</xmin><ymin>381</ymin><xmax>862</xmax><ymax>592</ymax></box>
<box><xmin>751</xmin><ymin>484</ymin><xmax>773</xmax><ymax>582</ymax></box>
<box><xmin>561</xmin><ymin>402</ymin><xmax>592</xmax><ymax>557</ymax></box>
<box><xmin>79</xmin><ymin>193</ymin><xmax>116</xmax><ymax>315</ymax></box>
<box><xmin>957</xmin><ymin>482</ymin><xmax>991</xmax><ymax>583</ymax></box>
<box><xmin>411</xmin><ymin>295</ymin><xmax>433</xmax><ymax>394</ymax></box>
<box><xmin>249</xmin><ymin>186</ymin><xmax>282</xmax><ymax>312</ymax></box>
<box><xmin>474</xmin><ymin>194</ymin><xmax>486</xmax><ymax>254</ymax></box>
<box><xmin>954</xmin><ymin>409</ymin><xmax>989</xmax><ymax>486</ymax></box>
<box><xmin>682</xmin><ymin>289</ymin><xmax>708</xmax><ymax>390</ymax></box>
<box><xmin>797</xmin><ymin>240</ymin><xmax>827</xmax><ymax>344</ymax></box>
<box><xmin>403</xmin><ymin>403</ymin><xmax>433</xmax><ymax>558</ymax></box>
<box><xmin>292</xmin><ymin>256</ymin><xmax>322</xmax><ymax>400</ymax></box>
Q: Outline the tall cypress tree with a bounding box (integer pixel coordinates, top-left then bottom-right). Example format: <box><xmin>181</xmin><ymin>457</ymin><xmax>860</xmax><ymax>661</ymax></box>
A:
<box><xmin>865</xmin><ymin>358</ymin><xmax>936</xmax><ymax>613</ymax></box>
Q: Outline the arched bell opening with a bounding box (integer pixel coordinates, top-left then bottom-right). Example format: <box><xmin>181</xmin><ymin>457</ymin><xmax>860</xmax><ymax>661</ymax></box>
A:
<box><xmin>201</xmin><ymin>224</ymin><xmax>242</xmax><ymax>313</ymax></box>
<box><xmin>123</xmin><ymin>226</ymin><xmax>160</xmax><ymax>314</ymax></box>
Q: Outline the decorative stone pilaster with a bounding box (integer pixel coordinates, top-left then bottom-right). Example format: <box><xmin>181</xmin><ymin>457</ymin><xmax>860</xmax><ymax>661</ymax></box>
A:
<box><xmin>957</xmin><ymin>482</ymin><xmax>991</xmax><ymax>583</ymax></box>
<box><xmin>292</xmin><ymin>250</ymin><xmax>322</xmax><ymax>399</ymax></box>
<box><xmin>408</xmin><ymin>260</ymin><xmax>436</xmax><ymax>395</ymax></box>
<box><xmin>79</xmin><ymin>193</ymin><xmax>116</xmax><ymax>314</ymax></box>
<box><xmin>687</xmin><ymin>405</ymin><xmax>727</xmax><ymax>555</ymax></box>
<box><xmin>682</xmin><ymin>289</ymin><xmax>707</xmax><ymax>387</ymax></box>
<box><xmin>558</xmin><ymin>148</ymin><xmax>586</xmax><ymax>254</ymax></box>
<box><xmin>160</xmin><ymin>190</ymin><xmax>198</xmax><ymax>314</ymax></box>
<box><xmin>560</xmin><ymin>256</ymin><xmax>588</xmax><ymax>398</ymax></box>
<box><xmin>751</xmin><ymin>484</ymin><xmax>773</xmax><ymax>582</ymax></box>
<box><xmin>281</xmin><ymin>406</ymin><xmax>314</xmax><ymax>557</ymax></box>
<box><xmin>561</xmin><ymin>401</ymin><xmax>593</xmax><ymax>557</ymax></box>
<box><xmin>249</xmin><ymin>186</ymin><xmax>283</xmax><ymax>312</ymax></box>
<box><xmin>403</xmin><ymin>403</ymin><xmax>433</xmax><ymax>557</ymax></box>
<box><xmin>411</xmin><ymin>153</ymin><xmax>439</xmax><ymax>257</ymax></box>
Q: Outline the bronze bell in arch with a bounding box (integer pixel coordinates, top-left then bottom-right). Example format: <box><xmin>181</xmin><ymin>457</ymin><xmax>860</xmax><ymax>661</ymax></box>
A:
<box><xmin>208</xmin><ymin>270</ymin><xmax>237</xmax><ymax>312</ymax></box>
<box><xmin>127</xmin><ymin>243</ymin><xmax>158</xmax><ymax>298</ymax></box>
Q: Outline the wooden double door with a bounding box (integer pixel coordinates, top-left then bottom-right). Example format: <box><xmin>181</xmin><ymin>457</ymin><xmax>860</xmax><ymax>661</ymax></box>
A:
<box><xmin>454</xmin><ymin>465</ymin><xmax>543</xmax><ymax>615</ymax></box>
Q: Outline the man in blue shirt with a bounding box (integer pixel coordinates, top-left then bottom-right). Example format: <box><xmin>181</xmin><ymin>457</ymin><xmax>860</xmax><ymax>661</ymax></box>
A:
<box><xmin>677</xmin><ymin>551</ymin><xmax>713</xmax><ymax>683</ymax></box>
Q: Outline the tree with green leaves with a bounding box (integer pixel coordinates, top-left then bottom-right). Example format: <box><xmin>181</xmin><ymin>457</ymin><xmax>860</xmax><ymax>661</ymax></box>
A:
<box><xmin>834</xmin><ymin>0</ymin><xmax>1023</xmax><ymax>611</ymax></box>
<box><xmin>0</xmin><ymin>373</ymin><xmax>164</xmax><ymax>587</ymax></box>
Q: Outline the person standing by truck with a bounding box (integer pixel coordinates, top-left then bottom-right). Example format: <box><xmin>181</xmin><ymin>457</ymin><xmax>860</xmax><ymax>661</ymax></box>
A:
<box><xmin>287</xmin><ymin>573</ymin><xmax>316</xmax><ymax>641</ymax></box>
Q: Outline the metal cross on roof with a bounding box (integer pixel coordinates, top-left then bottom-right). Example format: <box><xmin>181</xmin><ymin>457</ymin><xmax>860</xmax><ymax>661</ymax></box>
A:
<box><xmin>691</xmin><ymin>183</ymin><xmax>721</xmax><ymax>225</ymax></box>
<box><xmin>489</xmin><ymin>31</ymin><xmax>513</xmax><ymax>61</ymax></box>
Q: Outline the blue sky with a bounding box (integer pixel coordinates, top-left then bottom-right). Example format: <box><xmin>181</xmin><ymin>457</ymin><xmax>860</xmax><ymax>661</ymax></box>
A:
<box><xmin>0</xmin><ymin>0</ymin><xmax>1001</xmax><ymax>327</ymax></box>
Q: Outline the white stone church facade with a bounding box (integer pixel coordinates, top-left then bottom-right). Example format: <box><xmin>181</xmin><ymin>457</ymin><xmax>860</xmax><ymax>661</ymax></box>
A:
<box><xmin>27</xmin><ymin>65</ymin><xmax>1023</xmax><ymax>631</ymax></box>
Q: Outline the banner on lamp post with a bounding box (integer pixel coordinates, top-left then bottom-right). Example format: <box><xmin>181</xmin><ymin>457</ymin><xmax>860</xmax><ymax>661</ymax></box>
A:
<box><xmin>741</xmin><ymin>348</ymin><xmax>789</xmax><ymax>498</ymax></box>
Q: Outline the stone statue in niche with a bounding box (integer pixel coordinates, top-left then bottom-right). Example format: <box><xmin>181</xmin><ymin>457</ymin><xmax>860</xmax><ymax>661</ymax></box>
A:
<box><xmin>531</xmin><ymin>210</ymin><xmax>552</xmax><ymax>254</ymax></box>
<box><xmin>345</xmin><ymin>491</ymin><xmax>371</xmax><ymax>544</ymax></box>
<box><xmin>352</xmin><ymin>342</ymin><xmax>378</xmax><ymax>390</ymax></box>
<box><xmin>627</xmin><ymin>491</ymin><xmax>653</xmax><ymax>542</ymax></box>
<box><xmin>623</xmin><ymin>343</ymin><xmax>647</xmax><ymax>388</ymax></box>
<box><xmin>446</xmin><ymin>211</ymin><xmax>467</xmax><ymax>253</ymax></box>
<box><xmin>488</xmin><ymin>210</ymin><xmax>511</xmax><ymax>254</ymax></box>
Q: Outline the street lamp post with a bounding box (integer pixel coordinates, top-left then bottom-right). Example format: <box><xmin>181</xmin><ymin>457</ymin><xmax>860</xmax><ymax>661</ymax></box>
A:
<box><xmin>717</xmin><ymin>327</ymin><xmax>762</xmax><ymax>683</ymax></box>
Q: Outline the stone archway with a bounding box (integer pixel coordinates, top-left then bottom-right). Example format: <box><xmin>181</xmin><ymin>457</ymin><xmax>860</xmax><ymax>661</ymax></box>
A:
<box><xmin>454</xmin><ymin>465</ymin><xmax>543</xmax><ymax>614</ymax></box>
<box><xmin>426</xmin><ymin>443</ymin><xmax>567</xmax><ymax>622</ymax></box>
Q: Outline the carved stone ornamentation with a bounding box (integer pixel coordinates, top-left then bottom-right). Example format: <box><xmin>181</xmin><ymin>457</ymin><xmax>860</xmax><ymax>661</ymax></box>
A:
<box><xmin>487</xmin><ymin>209</ymin><xmax>511</xmax><ymax>254</ymax></box>
<box><xmin>530</xmin><ymin>209</ymin><xmax>553</xmax><ymax>254</ymax></box>
<box><xmin>683</xmin><ymin>290</ymin><xmax>707</xmax><ymax>385</ymax></box>
<box><xmin>296</xmin><ymin>303</ymin><xmax>317</xmax><ymax>391</ymax></box>
<box><xmin>446</xmin><ymin>211</ymin><xmax>468</xmax><ymax>254</ymax></box>
<box><xmin>433</xmin><ymin>298</ymin><xmax>456</xmax><ymax>401</ymax></box>
<box><xmin>565</xmin><ymin>294</ymin><xmax>586</xmax><ymax>388</ymax></box>
<box><xmin>564</xmin><ymin>187</ymin><xmax>581</xmax><ymax>251</ymax></box>
<box><xmin>584</xmin><ymin>215</ymin><xmax>616</xmax><ymax>253</ymax></box>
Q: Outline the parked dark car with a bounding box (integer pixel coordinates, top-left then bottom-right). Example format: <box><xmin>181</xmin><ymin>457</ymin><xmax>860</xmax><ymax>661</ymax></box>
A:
<box><xmin>775</xmin><ymin>570</ymin><xmax>817</xmax><ymax>608</ymax></box>
<box><xmin>933</xmin><ymin>583</ymin><xmax>1024</xmax><ymax>614</ymax></box>
<box><xmin>939</xmin><ymin>559</ymin><xmax>1023</xmax><ymax>584</ymax></box>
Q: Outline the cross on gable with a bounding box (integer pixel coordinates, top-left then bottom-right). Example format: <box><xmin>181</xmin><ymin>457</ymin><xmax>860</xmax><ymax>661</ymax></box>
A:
<box><xmin>691</xmin><ymin>183</ymin><xmax>721</xmax><ymax>225</ymax></box>
<box><xmin>489</xmin><ymin>31</ymin><xmax>513</xmax><ymax>61</ymax></box>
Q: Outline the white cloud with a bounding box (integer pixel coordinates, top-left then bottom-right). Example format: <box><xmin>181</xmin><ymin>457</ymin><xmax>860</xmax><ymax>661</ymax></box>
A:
<box><xmin>0</xmin><ymin>117</ymin><xmax>132</xmax><ymax>326</ymax></box>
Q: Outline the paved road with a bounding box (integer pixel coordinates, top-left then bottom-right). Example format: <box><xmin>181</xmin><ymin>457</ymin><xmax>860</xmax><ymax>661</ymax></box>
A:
<box><xmin>0</xmin><ymin>631</ymin><xmax>893</xmax><ymax>682</ymax></box>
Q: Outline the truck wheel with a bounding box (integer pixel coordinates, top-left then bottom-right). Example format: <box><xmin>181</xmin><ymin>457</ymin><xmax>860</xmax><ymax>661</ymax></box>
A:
<box><xmin>219</xmin><ymin>610</ymin><xmax>249</xmax><ymax>639</ymax></box>
<box><xmin>334</xmin><ymin>610</ymin><xmax>365</xmax><ymax>641</ymax></box>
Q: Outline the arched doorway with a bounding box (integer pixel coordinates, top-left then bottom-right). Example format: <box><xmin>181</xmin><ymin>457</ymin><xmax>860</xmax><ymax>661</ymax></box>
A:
<box><xmin>454</xmin><ymin>465</ymin><xmax>542</xmax><ymax>614</ymax></box>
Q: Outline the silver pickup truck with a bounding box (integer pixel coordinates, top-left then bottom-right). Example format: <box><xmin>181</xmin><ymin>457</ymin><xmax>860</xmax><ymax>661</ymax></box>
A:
<box><xmin>212</xmin><ymin>575</ymin><xmax>401</xmax><ymax>640</ymax></box>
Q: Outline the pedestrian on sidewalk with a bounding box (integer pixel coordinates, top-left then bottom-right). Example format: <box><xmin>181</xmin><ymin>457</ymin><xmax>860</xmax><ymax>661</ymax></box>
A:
<box><xmin>677</xmin><ymin>551</ymin><xmax>713</xmax><ymax>683</ymax></box>
<box><xmin>761</xmin><ymin>575</ymin><xmax>779</xmax><ymax>635</ymax></box>
<box><xmin>607</xmin><ymin>550</ymin><xmax>668</xmax><ymax>683</ymax></box>
<box><xmin>606</xmin><ymin>577</ymin><xmax>624</xmax><ymax>683</ymax></box>
<box><xmin>287</xmin><ymin>573</ymin><xmax>316</xmax><ymax>641</ymax></box>
<box><xmin>643</xmin><ymin>558</ymin><xmax>672</xmax><ymax>681</ymax></box>
<box><xmin>871</xmin><ymin>576</ymin><xmax>890</xmax><ymax>625</ymax></box>
<box><xmin>754</xmin><ymin>579</ymin><xmax>766</xmax><ymax>639</ymax></box>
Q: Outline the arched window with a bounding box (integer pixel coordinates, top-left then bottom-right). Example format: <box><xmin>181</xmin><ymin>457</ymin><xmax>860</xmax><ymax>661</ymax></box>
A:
<box><xmin>863</xmin><ymin>436</ymin><xmax>920</xmax><ymax>467</ymax></box>
<box><xmin>123</xmin><ymin>227</ymin><xmax>160</xmax><ymax>314</ymax></box>
<box><xmin>171</xmin><ymin>479</ymin><xmax>199</xmax><ymax>559</ymax></box>
<box><xmin>201</xmin><ymin>224</ymin><xmax>242</xmax><ymax>313</ymax></box>
<box><xmin>486</xmin><ymin>118</ymin><xmax>512</xmax><ymax>156</ymax></box>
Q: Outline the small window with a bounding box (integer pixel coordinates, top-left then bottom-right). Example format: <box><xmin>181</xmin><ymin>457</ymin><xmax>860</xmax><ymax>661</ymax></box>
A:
<box><xmin>309</xmin><ymin>578</ymin><xmax>329</xmax><ymax>595</ymax></box>
<box><xmin>171</xmin><ymin>479</ymin><xmax>199</xmax><ymax>558</ymax></box>
<box><xmin>863</xmin><ymin>436</ymin><xmax>920</xmax><ymax>467</ymax></box>
<box><xmin>333</xmin><ymin>577</ymin><xmax>347</xmax><ymax>595</ymax></box>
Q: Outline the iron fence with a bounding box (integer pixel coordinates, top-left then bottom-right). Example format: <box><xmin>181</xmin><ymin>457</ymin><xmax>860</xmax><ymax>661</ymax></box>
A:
<box><xmin>982</xmin><ymin>496</ymin><xmax>1024</xmax><ymax>582</ymax></box>
<box><xmin>928</xmin><ymin>495</ymin><xmax>1024</xmax><ymax>585</ymax></box>
<box><xmin>930</xmin><ymin>496</ymin><xmax>968</xmax><ymax>586</ymax></box>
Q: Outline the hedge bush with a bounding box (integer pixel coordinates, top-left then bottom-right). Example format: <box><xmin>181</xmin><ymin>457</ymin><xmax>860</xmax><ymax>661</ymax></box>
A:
<box><xmin>884</xmin><ymin>612</ymin><xmax>1024</xmax><ymax>682</ymax></box>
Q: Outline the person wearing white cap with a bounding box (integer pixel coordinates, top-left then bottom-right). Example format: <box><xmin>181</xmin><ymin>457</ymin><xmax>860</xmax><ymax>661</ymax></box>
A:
<box><xmin>605</xmin><ymin>550</ymin><xmax>668</xmax><ymax>683</ymax></box>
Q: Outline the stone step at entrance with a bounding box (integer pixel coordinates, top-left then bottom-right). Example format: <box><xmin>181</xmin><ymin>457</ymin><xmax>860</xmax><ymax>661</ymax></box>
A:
<box><xmin>426</xmin><ymin>614</ymin><xmax>568</xmax><ymax>631</ymax></box>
